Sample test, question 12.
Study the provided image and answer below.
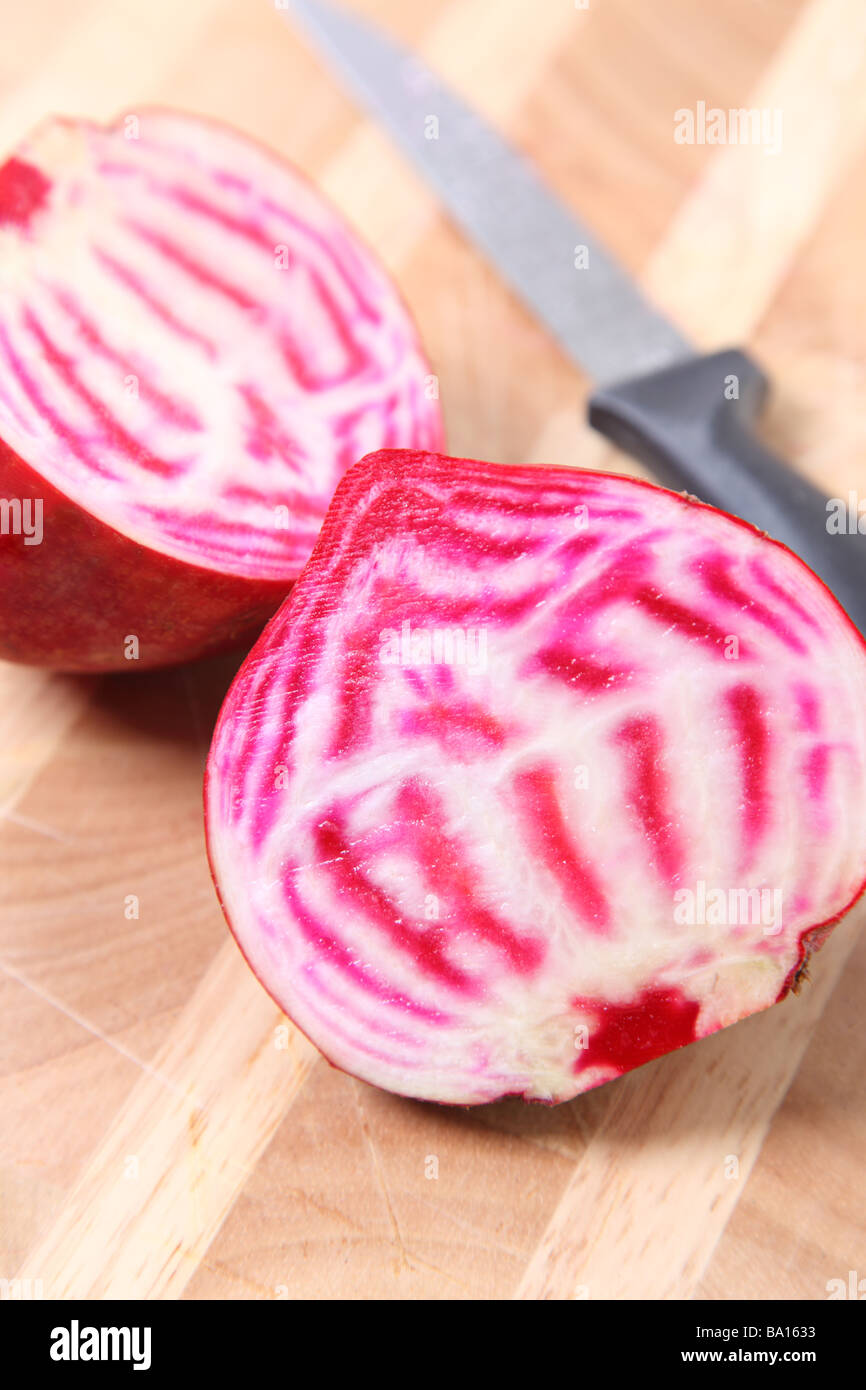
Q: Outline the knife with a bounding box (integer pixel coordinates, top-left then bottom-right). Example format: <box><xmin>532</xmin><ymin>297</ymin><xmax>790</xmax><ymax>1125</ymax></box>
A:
<box><xmin>282</xmin><ymin>0</ymin><xmax>866</xmax><ymax>635</ymax></box>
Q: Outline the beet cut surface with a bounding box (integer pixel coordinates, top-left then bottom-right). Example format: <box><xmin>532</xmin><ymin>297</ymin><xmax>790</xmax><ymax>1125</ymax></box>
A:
<box><xmin>206</xmin><ymin>450</ymin><xmax>866</xmax><ymax>1104</ymax></box>
<box><xmin>0</xmin><ymin>110</ymin><xmax>441</xmax><ymax>669</ymax></box>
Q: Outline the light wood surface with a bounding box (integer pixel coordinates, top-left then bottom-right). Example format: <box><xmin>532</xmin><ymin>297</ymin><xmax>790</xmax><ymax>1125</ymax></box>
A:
<box><xmin>2</xmin><ymin>0</ymin><xmax>865</xmax><ymax>1301</ymax></box>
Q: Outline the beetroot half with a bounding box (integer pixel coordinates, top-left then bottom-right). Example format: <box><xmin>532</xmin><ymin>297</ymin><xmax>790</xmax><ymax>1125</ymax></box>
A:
<box><xmin>0</xmin><ymin>110</ymin><xmax>441</xmax><ymax>670</ymax></box>
<box><xmin>205</xmin><ymin>449</ymin><xmax>866</xmax><ymax>1105</ymax></box>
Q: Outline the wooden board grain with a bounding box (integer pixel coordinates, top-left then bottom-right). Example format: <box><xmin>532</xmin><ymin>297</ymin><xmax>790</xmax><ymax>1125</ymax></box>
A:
<box><xmin>1</xmin><ymin>0</ymin><xmax>865</xmax><ymax>1301</ymax></box>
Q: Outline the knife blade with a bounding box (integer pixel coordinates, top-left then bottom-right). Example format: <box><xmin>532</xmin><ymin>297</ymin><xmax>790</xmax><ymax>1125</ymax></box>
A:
<box><xmin>285</xmin><ymin>0</ymin><xmax>690</xmax><ymax>385</ymax></box>
<box><xmin>282</xmin><ymin>0</ymin><xmax>866</xmax><ymax>635</ymax></box>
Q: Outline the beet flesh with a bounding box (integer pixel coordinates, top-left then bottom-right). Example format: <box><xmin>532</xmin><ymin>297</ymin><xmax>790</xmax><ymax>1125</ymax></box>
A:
<box><xmin>205</xmin><ymin>450</ymin><xmax>866</xmax><ymax>1104</ymax></box>
<box><xmin>0</xmin><ymin>111</ymin><xmax>442</xmax><ymax>670</ymax></box>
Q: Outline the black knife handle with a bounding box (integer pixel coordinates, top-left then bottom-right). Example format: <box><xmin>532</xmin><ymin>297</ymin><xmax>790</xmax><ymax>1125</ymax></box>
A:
<box><xmin>588</xmin><ymin>348</ymin><xmax>866</xmax><ymax>636</ymax></box>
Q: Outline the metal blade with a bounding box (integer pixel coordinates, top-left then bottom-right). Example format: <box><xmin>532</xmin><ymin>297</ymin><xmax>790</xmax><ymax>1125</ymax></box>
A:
<box><xmin>283</xmin><ymin>0</ymin><xmax>692</xmax><ymax>384</ymax></box>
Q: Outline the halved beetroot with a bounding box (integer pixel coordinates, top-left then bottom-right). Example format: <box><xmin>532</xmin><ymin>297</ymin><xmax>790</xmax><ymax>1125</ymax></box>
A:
<box><xmin>0</xmin><ymin>110</ymin><xmax>441</xmax><ymax>670</ymax></box>
<box><xmin>205</xmin><ymin>450</ymin><xmax>866</xmax><ymax>1105</ymax></box>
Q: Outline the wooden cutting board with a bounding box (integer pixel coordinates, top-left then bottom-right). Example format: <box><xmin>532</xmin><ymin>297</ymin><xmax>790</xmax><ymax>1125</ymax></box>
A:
<box><xmin>2</xmin><ymin>0</ymin><xmax>866</xmax><ymax>1301</ymax></box>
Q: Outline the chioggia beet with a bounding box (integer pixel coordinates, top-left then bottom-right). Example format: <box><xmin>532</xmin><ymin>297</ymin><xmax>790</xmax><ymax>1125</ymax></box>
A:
<box><xmin>0</xmin><ymin>111</ymin><xmax>441</xmax><ymax>670</ymax></box>
<box><xmin>205</xmin><ymin>449</ymin><xmax>866</xmax><ymax>1105</ymax></box>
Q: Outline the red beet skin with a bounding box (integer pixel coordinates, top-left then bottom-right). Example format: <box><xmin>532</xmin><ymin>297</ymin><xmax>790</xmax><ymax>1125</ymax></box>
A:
<box><xmin>206</xmin><ymin>453</ymin><xmax>866</xmax><ymax>1105</ymax></box>
<box><xmin>0</xmin><ymin>111</ymin><xmax>442</xmax><ymax>670</ymax></box>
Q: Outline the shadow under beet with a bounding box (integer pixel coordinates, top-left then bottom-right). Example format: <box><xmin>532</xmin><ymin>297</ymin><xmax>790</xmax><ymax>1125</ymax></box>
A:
<box><xmin>86</xmin><ymin>641</ymin><xmax>252</xmax><ymax>757</ymax></box>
